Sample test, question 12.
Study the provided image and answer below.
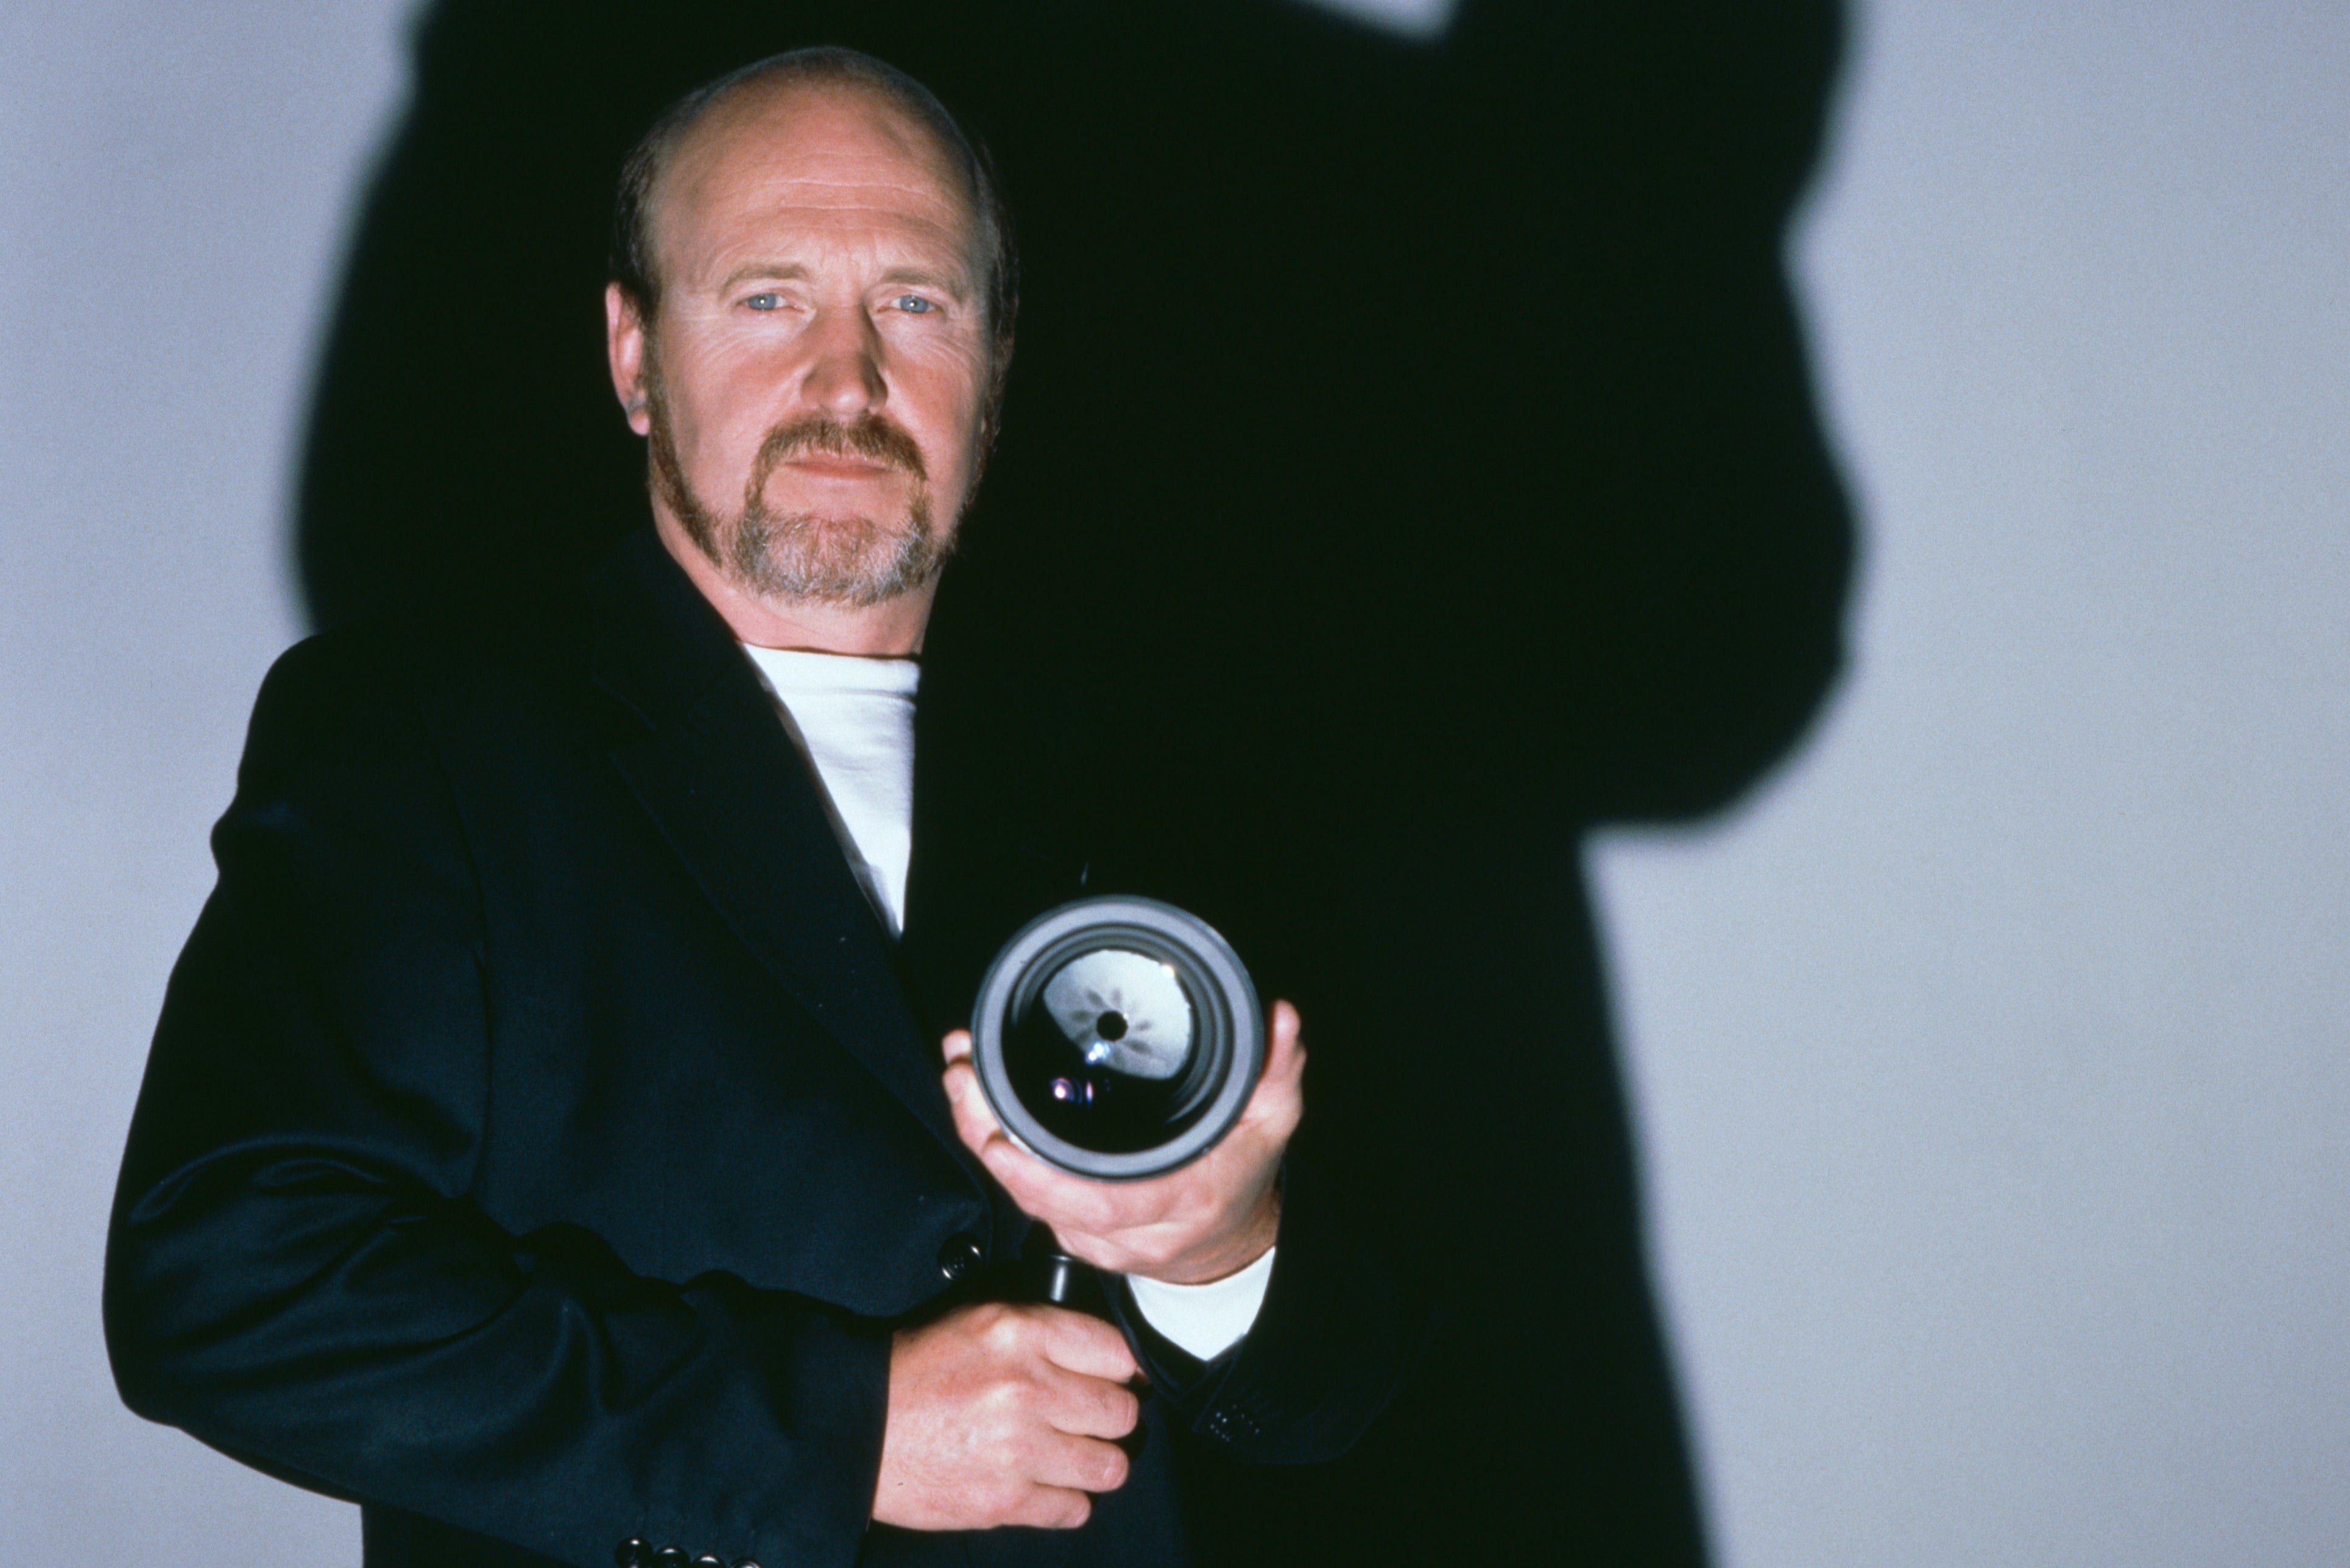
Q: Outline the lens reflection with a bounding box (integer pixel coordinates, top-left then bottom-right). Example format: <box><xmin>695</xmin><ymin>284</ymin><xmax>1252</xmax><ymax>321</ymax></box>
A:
<box><xmin>1004</xmin><ymin>946</ymin><xmax>1208</xmax><ymax>1154</ymax></box>
<box><xmin>1040</xmin><ymin>948</ymin><xmax>1192</xmax><ymax>1079</ymax></box>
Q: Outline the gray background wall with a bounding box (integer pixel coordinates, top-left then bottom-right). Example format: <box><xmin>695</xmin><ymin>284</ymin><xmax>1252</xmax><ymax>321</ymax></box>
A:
<box><xmin>4</xmin><ymin>2</ymin><xmax>2343</xmax><ymax>1563</ymax></box>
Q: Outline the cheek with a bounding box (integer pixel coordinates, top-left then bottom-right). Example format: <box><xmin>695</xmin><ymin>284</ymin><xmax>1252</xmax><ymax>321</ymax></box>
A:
<box><xmin>663</xmin><ymin>337</ymin><xmax>791</xmax><ymax>471</ymax></box>
<box><xmin>898</xmin><ymin>342</ymin><xmax>995</xmax><ymax>480</ymax></box>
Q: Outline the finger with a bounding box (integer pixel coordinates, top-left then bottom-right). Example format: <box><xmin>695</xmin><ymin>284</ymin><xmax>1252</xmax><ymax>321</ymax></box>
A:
<box><xmin>962</xmin><ymin>1120</ymin><xmax>1135</xmax><ymax>1231</ymax></box>
<box><xmin>1040</xmin><ymin>1363</ymin><xmax>1143</xmax><ymax>1440</ymax></box>
<box><xmin>1028</xmin><ymin>1431</ymin><xmax>1131</xmax><ymax>1498</ymax></box>
<box><xmin>1263</xmin><ymin>1000</ymin><xmax>1306</xmax><ymax>1085</ymax></box>
<box><xmin>954</xmin><ymin>1107</ymin><xmax>1132</xmax><ymax>1249</ymax></box>
<box><xmin>1009</xmin><ymin>1483</ymin><xmax>1095</xmax><ymax>1530</ymax></box>
<box><xmin>942</xmin><ymin>1057</ymin><xmax>1010</xmax><ymax>1160</ymax></box>
<box><xmin>1029</xmin><ymin>1304</ymin><xmax>1141</xmax><ymax>1383</ymax></box>
<box><xmin>939</xmin><ymin>1073</ymin><xmax>1162</xmax><ymax>1256</ymax></box>
<box><xmin>1235</xmin><ymin>1000</ymin><xmax>1306</xmax><ymax>1135</ymax></box>
<box><xmin>981</xmin><ymin>1165</ymin><xmax>1159</xmax><ymax>1273</ymax></box>
<box><xmin>941</xmin><ymin>1028</ymin><xmax>973</xmax><ymax>1067</ymax></box>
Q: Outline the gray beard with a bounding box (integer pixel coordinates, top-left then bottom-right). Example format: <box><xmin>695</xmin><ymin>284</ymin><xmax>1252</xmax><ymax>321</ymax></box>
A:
<box><xmin>715</xmin><ymin>489</ymin><xmax>945</xmax><ymax>609</ymax></box>
<box><xmin>646</xmin><ymin>386</ymin><xmax>951</xmax><ymax>609</ymax></box>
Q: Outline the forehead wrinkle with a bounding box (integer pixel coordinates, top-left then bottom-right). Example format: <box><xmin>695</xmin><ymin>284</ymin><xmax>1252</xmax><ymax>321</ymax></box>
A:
<box><xmin>668</xmin><ymin>82</ymin><xmax>972</xmax><ymax>220</ymax></box>
<box><xmin>733</xmin><ymin>160</ymin><xmax>971</xmax><ymax>222</ymax></box>
<box><xmin>747</xmin><ymin>188</ymin><xmax>968</xmax><ymax>223</ymax></box>
<box><xmin>755</xmin><ymin>169</ymin><xmax>961</xmax><ymax>197</ymax></box>
<box><xmin>691</xmin><ymin>224</ymin><xmax>975</xmax><ymax>300</ymax></box>
<box><xmin>661</xmin><ymin>133</ymin><xmax>976</xmax><ymax>295</ymax></box>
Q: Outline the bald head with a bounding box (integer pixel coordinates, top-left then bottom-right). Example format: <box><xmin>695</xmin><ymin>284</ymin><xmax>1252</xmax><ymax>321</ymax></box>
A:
<box><xmin>610</xmin><ymin>49</ymin><xmax>1015</xmax><ymax>358</ymax></box>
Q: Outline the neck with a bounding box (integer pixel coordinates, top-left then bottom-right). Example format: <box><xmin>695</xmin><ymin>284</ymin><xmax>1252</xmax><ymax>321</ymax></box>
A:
<box><xmin>654</xmin><ymin>510</ymin><xmax>935</xmax><ymax>656</ymax></box>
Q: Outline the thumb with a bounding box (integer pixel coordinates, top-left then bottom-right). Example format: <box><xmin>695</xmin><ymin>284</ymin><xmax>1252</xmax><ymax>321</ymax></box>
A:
<box><xmin>1243</xmin><ymin>1001</ymin><xmax>1305</xmax><ymax>1132</ymax></box>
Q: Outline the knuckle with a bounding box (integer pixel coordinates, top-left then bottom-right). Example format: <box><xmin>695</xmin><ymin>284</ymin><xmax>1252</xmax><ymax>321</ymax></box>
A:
<box><xmin>1094</xmin><ymin>1444</ymin><xmax>1131</xmax><ymax>1492</ymax></box>
<box><xmin>976</xmin><ymin>1376</ymin><xmax>1025</xmax><ymax>1420</ymax></box>
<box><xmin>980</xmin><ymin>1480</ymin><xmax>1025</xmax><ymax>1527</ymax></box>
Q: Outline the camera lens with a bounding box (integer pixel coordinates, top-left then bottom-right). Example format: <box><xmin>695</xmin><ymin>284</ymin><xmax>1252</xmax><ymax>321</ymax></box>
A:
<box><xmin>972</xmin><ymin>896</ymin><xmax>1261</xmax><ymax>1180</ymax></box>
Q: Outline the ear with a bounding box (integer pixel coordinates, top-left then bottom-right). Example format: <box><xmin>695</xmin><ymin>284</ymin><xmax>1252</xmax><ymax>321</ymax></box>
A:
<box><xmin>606</xmin><ymin>282</ymin><xmax>652</xmax><ymax>436</ymax></box>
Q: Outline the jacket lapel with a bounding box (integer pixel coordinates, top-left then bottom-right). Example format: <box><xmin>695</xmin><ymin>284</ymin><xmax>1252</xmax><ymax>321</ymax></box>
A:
<box><xmin>587</xmin><ymin>532</ymin><xmax>979</xmax><ymax>1177</ymax></box>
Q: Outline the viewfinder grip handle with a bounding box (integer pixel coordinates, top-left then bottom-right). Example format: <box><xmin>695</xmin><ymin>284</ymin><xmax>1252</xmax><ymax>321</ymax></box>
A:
<box><xmin>1022</xmin><ymin>1226</ymin><xmax>1152</xmax><ymax>1458</ymax></box>
<box><xmin>1022</xmin><ymin>1223</ymin><xmax>1110</xmax><ymax>1316</ymax></box>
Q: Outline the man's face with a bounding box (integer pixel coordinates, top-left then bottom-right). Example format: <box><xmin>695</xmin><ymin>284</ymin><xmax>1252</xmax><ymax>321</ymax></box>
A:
<box><xmin>612</xmin><ymin>84</ymin><xmax>993</xmax><ymax>607</ymax></box>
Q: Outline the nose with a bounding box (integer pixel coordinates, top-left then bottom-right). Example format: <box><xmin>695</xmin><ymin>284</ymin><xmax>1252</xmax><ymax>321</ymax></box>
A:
<box><xmin>799</xmin><ymin>304</ymin><xmax>885</xmax><ymax>419</ymax></box>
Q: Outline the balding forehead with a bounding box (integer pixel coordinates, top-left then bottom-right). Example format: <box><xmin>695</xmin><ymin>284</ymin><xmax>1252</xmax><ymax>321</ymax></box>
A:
<box><xmin>660</xmin><ymin>78</ymin><xmax>975</xmax><ymax>232</ymax></box>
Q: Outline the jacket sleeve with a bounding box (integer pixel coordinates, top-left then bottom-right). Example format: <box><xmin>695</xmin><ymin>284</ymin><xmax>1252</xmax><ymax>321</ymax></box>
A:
<box><xmin>1109</xmin><ymin>1150</ymin><xmax>1424</xmax><ymax>1464</ymax></box>
<box><xmin>104</xmin><ymin>634</ymin><xmax>886</xmax><ymax>1568</ymax></box>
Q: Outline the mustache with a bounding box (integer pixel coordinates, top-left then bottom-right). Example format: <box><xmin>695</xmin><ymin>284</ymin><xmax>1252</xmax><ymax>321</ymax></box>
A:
<box><xmin>746</xmin><ymin>413</ymin><xmax>927</xmax><ymax>503</ymax></box>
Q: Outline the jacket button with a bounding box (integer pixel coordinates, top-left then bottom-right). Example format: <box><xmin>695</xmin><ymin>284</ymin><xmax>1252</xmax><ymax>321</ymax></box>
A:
<box><xmin>692</xmin><ymin>1558</ymin><xmax>725</xmax><ymax>1568</ymax></box>
<box><xmin>734</xmin><ymin>1561</ymin><xmax>763</xmax><ymax>1568</ymax></box>
<box><xmin>616</xmin><ymin>1542</ymin><xmax>651</xmax><ymax>1568</ymax></box>
<box><xmin>937</xmin><ymin>1232</ymin><xmax>985</xmax><ymax>1282</ymax></box>
<box><xmin>653</xmin><ymin>1550</ymin><xmax>688</xmax><ymax>1568</ymax></box>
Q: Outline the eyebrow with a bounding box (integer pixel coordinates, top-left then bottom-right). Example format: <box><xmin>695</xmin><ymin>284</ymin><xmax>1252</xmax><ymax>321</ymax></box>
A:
<box><xmin>713</xmin><ymin>261</ymin><xmax>972</xmax><ymax>301</ymax></box>
<box><xmin>877</xmin><ymin>266</ymin><xmax>972</xmax><ymax>301</ymax></box>
<box><xmin>717</xmin><ymin>261</ymin><xmax>813</xmax><ymax>292</ymax></box>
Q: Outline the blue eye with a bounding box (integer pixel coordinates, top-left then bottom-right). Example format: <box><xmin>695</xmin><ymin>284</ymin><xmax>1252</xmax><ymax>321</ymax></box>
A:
<box><xmin>745</xmin><ymin>293</ymin><xmax>780</xmax><ymax>311</ymax></box>
<box><xmin>894</xmin><ymin>295</ymin><xmax>935</xmax><ymax>315</ymax></box>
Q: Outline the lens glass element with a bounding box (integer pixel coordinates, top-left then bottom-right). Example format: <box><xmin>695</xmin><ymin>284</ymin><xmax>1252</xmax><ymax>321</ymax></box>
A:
<box><xmin>1003</xmin><ymin>945</ymin><xmax>1213</xmax><ymax>1154</ymax></box>
<box><xmin>1040</xmin><ymin>948</ymin><xmax>1193</xmax><ymax>1079</ymax></box>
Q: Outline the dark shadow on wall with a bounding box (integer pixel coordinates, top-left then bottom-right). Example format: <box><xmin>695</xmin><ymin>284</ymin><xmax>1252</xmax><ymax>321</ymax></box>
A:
<box><xmin>297</xmin><ymin>2</ymin><xmax>1854</xmax><ymax>1561</ymax></box>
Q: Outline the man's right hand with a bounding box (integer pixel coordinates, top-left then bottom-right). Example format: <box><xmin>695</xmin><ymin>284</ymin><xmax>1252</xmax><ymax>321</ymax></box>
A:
<box><xmin>873</xmin><ymin>1301</ymin><xmax>1140</xmax><ymax>1531</ymax></box>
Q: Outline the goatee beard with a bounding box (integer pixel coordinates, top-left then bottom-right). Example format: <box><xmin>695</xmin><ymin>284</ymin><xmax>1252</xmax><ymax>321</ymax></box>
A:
<box><xmin>647</xmin><ymin>380</ymin><xmax>953</xmax><ymax>609</ymax></box>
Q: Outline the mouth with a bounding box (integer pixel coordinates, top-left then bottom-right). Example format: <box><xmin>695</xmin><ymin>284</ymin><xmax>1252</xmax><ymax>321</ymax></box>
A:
<box><xmin>782</xmin><ymin>454</ymin><xmax>899</xmax><ymax>481</ymax></box>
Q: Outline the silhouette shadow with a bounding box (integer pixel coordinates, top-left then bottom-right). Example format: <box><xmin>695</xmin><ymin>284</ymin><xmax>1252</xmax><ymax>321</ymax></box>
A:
<box><xmin>297</xmin><ymin>2</ymin><xmax>1852</xmax><ymax>1561</ymax></box>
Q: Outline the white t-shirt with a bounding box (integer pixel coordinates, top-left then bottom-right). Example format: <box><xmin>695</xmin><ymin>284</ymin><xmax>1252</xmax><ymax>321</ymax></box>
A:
<box><xmin>741</xmin><ymin>644</ymin><xmax>920</xmax><ymax>938</ymax></box>
<box><xmin>1126</xmin><ymin>1244</ymin><xmax>1277</xmax><ymax>1362</ymax></box>
<box><xmin>739</xmin><ymin>640</ymin><xmax>1270</xmax><ymax>1360</ymax></box>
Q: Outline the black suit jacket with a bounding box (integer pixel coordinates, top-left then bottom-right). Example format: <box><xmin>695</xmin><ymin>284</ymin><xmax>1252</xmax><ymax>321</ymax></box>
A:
<box><xmin>104</xmin><ymin>531</ymin><xmax>1416</xmax><ymax>1568</ymax></box>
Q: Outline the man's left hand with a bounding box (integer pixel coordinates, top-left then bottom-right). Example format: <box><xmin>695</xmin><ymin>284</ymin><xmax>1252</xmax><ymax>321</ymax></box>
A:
<box><xmin>940</xmin><ymin>1001</ymin><xmax>1304</xmax><ymax>1284</ymax></box>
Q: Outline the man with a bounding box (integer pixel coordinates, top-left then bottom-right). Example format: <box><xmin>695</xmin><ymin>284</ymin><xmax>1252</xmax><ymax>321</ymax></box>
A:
<box><xmin>286</xmin><ymin>2</ymin><xmax>1861</xmax><ymax>1561</ymax></box>
<box><xmin>106</xmin><ymin>50</ymin><xmax>1413</xmax><ymax>1567</ymax></box>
